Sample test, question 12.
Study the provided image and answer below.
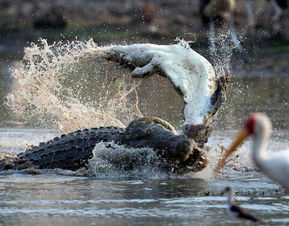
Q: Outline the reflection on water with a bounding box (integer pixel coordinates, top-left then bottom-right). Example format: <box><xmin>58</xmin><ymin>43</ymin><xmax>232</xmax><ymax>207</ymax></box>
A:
<box><xmin>0</xmin><ymin>168</ymin><xmax>286</xmax><ymax>226</ymax></box>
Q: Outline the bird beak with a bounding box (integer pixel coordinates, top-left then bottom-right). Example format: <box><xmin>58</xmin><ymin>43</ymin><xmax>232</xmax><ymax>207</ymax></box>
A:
<box><xmin>214</xmin><ymin>128</ymin><xmax>249</xmax><ymax>173</ymax></box>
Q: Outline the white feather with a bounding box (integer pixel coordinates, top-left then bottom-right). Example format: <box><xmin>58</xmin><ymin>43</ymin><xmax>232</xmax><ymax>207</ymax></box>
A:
<box><xmin>251</xmin><ymin>113</ymin><xmax>289</xmax><ymax>191</ymax></box>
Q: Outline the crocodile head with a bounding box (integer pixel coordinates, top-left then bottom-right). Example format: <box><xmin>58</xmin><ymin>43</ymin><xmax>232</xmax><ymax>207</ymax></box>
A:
<box><xmin>122</xmin><ymin>117</ymin><xmax>209</xmax><ymax>173</ymax></box>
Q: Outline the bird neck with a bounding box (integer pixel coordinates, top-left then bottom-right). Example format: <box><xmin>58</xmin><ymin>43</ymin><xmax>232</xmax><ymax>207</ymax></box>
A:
<box><xmin>252</xmin><ymin>128</ymin><xmax>270</xmax><ymax>169</ymax></box>
<box><xmin>227</xmin><ymin>191</ymin><xmax>234</xmax><ymax>205</ymax></box>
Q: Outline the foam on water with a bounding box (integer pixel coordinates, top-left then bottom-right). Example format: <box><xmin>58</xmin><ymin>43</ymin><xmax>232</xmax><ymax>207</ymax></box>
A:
<box><xmin>84</xmin><ymin>142</ymin><xmax>170</xmax><ymax>179</ymax></box>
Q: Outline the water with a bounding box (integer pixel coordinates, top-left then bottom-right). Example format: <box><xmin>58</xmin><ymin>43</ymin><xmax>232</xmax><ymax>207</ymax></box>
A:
<box><xmin>0</xmin><ymin>173</ymin><xmax>283</xmax><ymax>226</ymax></box>
<box><xmin>0</xmin><ymin>130</ymin><xmax>288</xmax><ymax>225</ymax></box>
<box><xmin>0</xmin><ymin>39</ymin><xmax>289</xmax><ymax>225</ymax></box>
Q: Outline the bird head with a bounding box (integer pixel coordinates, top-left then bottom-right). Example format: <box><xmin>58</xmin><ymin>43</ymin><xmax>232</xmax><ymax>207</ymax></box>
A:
<box><xmin>214</xmin><ymin>113</ymin><xmax>271</xmax><ymax>173</ymax></box>
<box><xmin>224</xmin><ymin>186</ymin><xmax>232</xmax><ymax>193</ymax></box>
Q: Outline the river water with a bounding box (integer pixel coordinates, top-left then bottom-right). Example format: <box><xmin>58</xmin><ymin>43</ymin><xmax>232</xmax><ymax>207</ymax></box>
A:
<box><xmin>0</xmin><ymin>129</ymin><xmax>289</xmax><ymax>225</ymax></box>
<box><xmin>0</xmin><ymin>40</ymin><xmax>289</xmax><ymax>225</ymax></box>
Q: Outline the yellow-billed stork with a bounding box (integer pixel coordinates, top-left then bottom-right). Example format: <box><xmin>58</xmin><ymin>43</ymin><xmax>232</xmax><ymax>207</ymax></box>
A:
<box><xmin>215</xmin><ymin>113</ymin><xmax>289</xmax><ymax>191</ymax></box>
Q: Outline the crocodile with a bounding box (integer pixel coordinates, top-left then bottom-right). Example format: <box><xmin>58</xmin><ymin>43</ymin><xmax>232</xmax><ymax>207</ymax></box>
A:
<box><xmin>0</xmin><ymin>42</ymin><xmax>231</xmax><ymax>174</ymax></box>
<box><xmin>0</xmin><ymin>70</ymin><xmax>229</xmax><ymax>174</ymax></box>
<box><xmin>0</xmin><ymin>117</ymin><xmax>208</xmax><ymax>174</ymax></box>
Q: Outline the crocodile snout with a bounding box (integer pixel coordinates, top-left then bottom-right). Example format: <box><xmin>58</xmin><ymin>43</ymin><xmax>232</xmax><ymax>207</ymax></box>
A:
<box><xmin>176</xmin><ymin>139</ymin><xmax>194</xmax><ymax>162</ymax></box>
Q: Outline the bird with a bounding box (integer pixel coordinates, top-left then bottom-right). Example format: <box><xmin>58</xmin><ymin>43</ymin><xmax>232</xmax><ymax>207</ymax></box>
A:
<box><xmin>224</xmin><ymin>187</ymin><xmax>259</xmax><ymax>224</ymax></box>
<box><xmin>215</xmin><ymin>113</ymin><xmax>289</xmax><ymax>191</ymax></box>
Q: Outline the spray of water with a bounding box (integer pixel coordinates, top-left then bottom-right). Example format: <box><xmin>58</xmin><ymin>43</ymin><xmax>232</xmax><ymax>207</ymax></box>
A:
<box><xmin>191</xmin><ymin>30</ymin><xmax>245</xmax><ymax>178</ymax></box>
<box><xmin>208</xmin><ymin>30</ymin><xmax>241</xmax><ymax>76</ymax></box>
<box><xmin>4</xmin><ymin>35</ymin><xmax>239</xmax><ymax>178</ymax></box>
<box><xmin>84</xmin><ymin>142</ymin><xmax>169</xmax><ymax>178</ymax></box>
<box><xmin>6</xmin><ymin>39</ymin><xmax>142</xmax><ymax>133</ymax></box>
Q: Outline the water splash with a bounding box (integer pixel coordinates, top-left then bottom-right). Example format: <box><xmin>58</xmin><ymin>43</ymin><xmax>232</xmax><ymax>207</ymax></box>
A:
<box><xmin>208</xmin><ymin>30</ymin><xmax>240</xmax><ymax>76</ymax></box>
<box><xmin>3</xmin><ymin>36</ymin><xmax>241</xmax><ymax>178</ymax></box>
<box><xmin>84</xmin><ymin>142</ymin><xmax>169</xmax><ymax>178</ymax></box>
<box><xmin>6</xmin><ymin>39</ymin><xmax>142</xmax><ymax>133</ymax></box>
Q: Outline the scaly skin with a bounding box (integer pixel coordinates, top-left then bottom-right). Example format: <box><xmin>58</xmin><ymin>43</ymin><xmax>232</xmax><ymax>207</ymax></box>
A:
<box><xmin>0</xmin><ymin>117</ymin><xmax>208</xmax><ymax>174</ymax></box>
<box><xmin>17</xmin><ymin>126</ymin><xmax>125</xmax><ymax>170</ymax></box>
